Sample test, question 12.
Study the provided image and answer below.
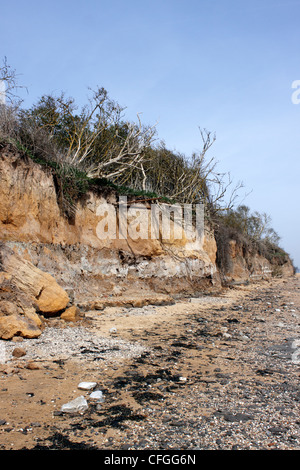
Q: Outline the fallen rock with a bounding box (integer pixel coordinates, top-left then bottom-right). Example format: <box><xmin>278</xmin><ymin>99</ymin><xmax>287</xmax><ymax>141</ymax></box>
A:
<box><xmin>60</xmin><ymin>306</ymin><xmax>81</xmax><ymax>322</ymax></box>
<box><xmin>78</xmin><ymin>382</ymin><xmax>97</xmax><ymax>391</ymax></box>
<box><xmin>89</xmin><ymin>390</ymin><xmax>104</xmax><ymax>402</ymax></box>
<box><xmin>25</xmin><ymin>362</ymin><xmax>40</xmax><ymax>370</ymax></box>
<box><xmin>222</xmin><ymin>332</ymin><xmax>232</xmax><ymax>340</ymax></box>
<box><xmin>0</xmin><ymin>275</ymin><xmax>44</xmax><ymax>340</ymax></box>
<box><xmin>12</xmin><ymin>347</ymin><xmax>26</xmax><ymax>358</ymax></box>
<box><xmin>11</xmin><ymin>336</ymin><xmax>24</xmax><ymax>343</ymax></box>
<box><xmin>0</xmin><ymin>244</ymin><xmax>69</xmax><ymax>314</ymax></box>
<box><xmin>0</xmin><ymin>296</ymin><xmax>43</xmax><ymax>340</ymax></box>
<box><xmin>0</xmin><ymin>314</ymin><xmax>42</xmax><ymax>340</ymax></box>
<box><xmin>61</xmin><ymin>396</ymin><xmax>89</xmax><ymax>414</ymax></box>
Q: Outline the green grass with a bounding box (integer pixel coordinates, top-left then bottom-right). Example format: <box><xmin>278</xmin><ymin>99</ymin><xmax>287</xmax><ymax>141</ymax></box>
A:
<box><xmin>8</xmin><ymin>138</ymin><xmax>177</xmax><ymax>215</ymax></box>
<box><xmin>88</xmin><ymin>177</ymin><xmax>177</xmax><ymax>204</ymax></box>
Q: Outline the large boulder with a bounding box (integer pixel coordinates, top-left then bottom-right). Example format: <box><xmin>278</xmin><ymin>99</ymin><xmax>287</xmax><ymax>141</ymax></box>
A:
<box><xmin>0</xmin><ymin>313</ymin><xmax>42</xmax><ymax>340</ymax></box>
<box><xmin>0</xmin><ymin>280</ymin><xmax>43</xmax><ymax>339</ymax></box>
<box><xmin>0</xmin><ymin>243</ymin><xmax>70</xmax><ymax>340</ymax></box>
<box><xmin>0</xmin><ymin>243</ymin><xmax>69</xmax><ymax>314</ymax></box>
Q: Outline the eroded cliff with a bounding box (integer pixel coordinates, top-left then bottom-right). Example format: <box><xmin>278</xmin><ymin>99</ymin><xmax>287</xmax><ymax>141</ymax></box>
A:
<box><xmin>0</xmin><ymin>144</ymin><xmax>294</xmax><ymax>339</ymax></box>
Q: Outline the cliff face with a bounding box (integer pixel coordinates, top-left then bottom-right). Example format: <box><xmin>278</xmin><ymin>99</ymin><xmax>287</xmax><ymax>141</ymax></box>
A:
<box><xmin>221</xmin><ymin>239</ymin><xmax>274</xmax><ymax>284</ymax></box>
<box><xmin>224</xmin><ymin>238</ymin><xmax>294</xmax><ymax>282</ymax></box>
<box><xmin>0</xmin><ymin>146</ymin><xmax>219</xmax><ymax>306</ymax></box>
<box><xmin>0</xmin><ymin>144</ymin><xmax>294</xmax><ymax>316</ymax></box>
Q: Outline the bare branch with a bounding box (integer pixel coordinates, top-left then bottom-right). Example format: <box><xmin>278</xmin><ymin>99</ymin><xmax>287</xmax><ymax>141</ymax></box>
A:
<box><xmin>0</xmin><ymin>57</ymin><xmax>27</xmax><ymax>105</ymax></box>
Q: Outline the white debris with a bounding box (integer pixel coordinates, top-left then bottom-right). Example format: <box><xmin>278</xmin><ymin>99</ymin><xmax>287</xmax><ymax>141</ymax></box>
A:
<box><xmin>78</xmin><ymin>382</ymin><xmax>97</xmax><ymax>391</ymax></box>
<box><xmin>61</xmin><ymin>396</ymin><xmax>88</xmax><ymax>414</ymax></box>
<box><xmin>222</xmin><ymin>332</ymin><xmax>232</xmax><ymax>340</ymax></box>
<box><xmin>89</xmin><ymin>390</ymin><xmax>105</xmax><ymax>401</ymax></box>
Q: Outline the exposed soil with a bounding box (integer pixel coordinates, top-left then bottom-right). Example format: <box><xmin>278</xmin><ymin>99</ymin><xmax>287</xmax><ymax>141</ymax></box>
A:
<box><xmin>0</xmin><ymin>275</ymin><xmax>299</xmax><ymax>450</ymax></box>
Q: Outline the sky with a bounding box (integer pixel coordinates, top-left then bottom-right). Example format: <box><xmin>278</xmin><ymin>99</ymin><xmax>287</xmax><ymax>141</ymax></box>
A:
<box><xmin>1</xmin><ymin>0</ymin><xmax>300</xmax><ymax>268</ymax></box>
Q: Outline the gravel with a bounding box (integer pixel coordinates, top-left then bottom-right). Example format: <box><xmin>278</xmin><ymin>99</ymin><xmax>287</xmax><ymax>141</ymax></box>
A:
<box><xmin>0</xmin><ymin>326</ymin><xmax>148</xmax><ymax>364</ymax></box>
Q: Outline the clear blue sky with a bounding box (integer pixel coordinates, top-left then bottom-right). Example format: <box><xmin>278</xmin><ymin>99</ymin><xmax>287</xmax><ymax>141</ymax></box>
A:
<box><xmin>1</xmin><ymin>0</ymin><xmax>300</xmax><ymax>268</ymax></box>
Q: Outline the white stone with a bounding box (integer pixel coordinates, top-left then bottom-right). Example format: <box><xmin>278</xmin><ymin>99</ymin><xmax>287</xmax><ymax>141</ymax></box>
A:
<box><xmin>240</xmin><ymin>334</ymin><xmax>250</xmax><ymax>341</ymax></box>
<box><xmin>222</xmin><ymin>333</ymin><xmax>232</xmax><ymax>340</ymax></box>
<box><xmin>61</xmin><ymin>396</ymin><xmax>88</xmax><ymax>414</ymax></box>
<box><xmin>89</xmin><ymin>390</ymin><xmax>104</xmax><ymax>401</ymax></box>
<box><xmin>78</xmin><ymin>381</ymin><xmax>97</xmax><ymax>390</ymax></box>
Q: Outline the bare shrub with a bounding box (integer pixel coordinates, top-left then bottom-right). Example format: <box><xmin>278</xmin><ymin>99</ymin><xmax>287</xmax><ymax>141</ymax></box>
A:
<box><xmin>0</xmin><ymin>104</ymin><xmax>19</xmax><ymax>141</ymax></box>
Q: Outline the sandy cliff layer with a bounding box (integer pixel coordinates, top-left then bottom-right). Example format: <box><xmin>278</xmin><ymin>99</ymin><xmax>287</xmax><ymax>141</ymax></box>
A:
<box><xmin>221</xmin><ymin>238</ymin><xmax>294</xmax><ymax>284</ymax></box>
